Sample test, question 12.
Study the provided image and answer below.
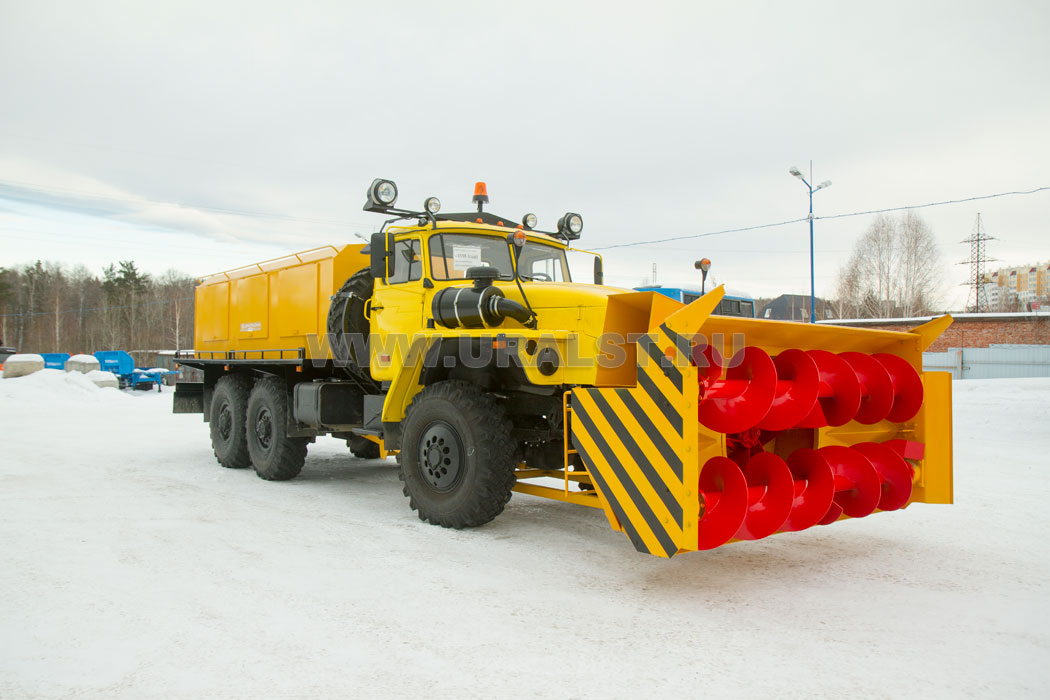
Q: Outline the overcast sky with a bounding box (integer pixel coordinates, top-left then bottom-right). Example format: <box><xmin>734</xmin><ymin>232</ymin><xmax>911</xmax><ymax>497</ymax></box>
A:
<box><xmin>1</xmin><ymin>0</ymin><xmax>1048</xmax><ymax>306</ymax></box>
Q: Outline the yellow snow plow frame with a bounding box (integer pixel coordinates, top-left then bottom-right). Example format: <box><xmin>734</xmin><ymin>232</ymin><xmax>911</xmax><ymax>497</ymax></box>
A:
<box><xmin>517</xmin><ymin>288</ymin><xmax>953</xmax><ymax>557</ymax></box>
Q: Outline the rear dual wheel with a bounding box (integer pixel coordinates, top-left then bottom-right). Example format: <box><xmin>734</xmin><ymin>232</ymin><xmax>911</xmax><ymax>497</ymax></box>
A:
<box><xmin>210</xmin><ymin>374</ymin><xmax>253</xmax><ymax>468</ymax></box>
<box><xmin>246</xmin><ymin>376</ymin><xmax>308</xmax><ymax>481</ymax></box>
<box><xmin>209</xmin><ymin>373</ymin><xmax>308</xmax><ymax>480</ymax></box>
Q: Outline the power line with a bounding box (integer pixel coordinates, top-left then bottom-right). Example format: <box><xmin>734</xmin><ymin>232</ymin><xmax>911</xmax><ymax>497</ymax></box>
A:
<box><xmin>0</xmin><ymin>177</ymin><xmax>375</xmax><ymax>229</ymax></box>
<box><xmin>590</xmin><ymin>185</ymin><xmax>1050</xmax><ymax>251</ymax></box>
<box><xmin>817</xmin><ymin>186</ymin><xmax>1050</xmax><ymax>221</ymax></box>
<box><xmin>592</xmin><ymin>217</ymin><xmax>810</xmax><ymax>251</ymax></box>
<box><xmin>0</xmin><ymin>225</ymin><xmax>289</xmax><ymax>259</ymax></box>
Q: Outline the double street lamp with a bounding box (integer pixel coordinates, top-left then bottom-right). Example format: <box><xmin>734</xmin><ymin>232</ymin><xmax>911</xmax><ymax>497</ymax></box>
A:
<box><xmin>789</xmin><ymin>163</ymin><xmax>831</xmax><ymax>323</ymax></box>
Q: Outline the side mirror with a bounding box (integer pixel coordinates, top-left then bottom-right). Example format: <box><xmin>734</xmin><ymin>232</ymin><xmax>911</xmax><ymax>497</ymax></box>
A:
<box><xmin>369</xmin><ymin>232</ymin><xmax>387</xmax><ymax>279</ymax></box>
<box><xmin>593</xmin><ymin>255</ymin><xmax>604</xmax><ymax>285</ymax></box>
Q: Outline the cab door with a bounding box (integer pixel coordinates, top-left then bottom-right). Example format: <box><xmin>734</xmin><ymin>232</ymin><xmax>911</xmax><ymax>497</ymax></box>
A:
<box><xmin>370</xmin><ymin>235</ymin><xmax>425</xmax><ymax>381</ymax></box>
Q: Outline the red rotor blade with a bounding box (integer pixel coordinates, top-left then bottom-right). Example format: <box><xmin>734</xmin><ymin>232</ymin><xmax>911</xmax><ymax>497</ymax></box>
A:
<box><xmin>758</xmin><ymin>349</ymin><xmax>820</xmax><ymax>431</ymax></box>
<box><xmin>819</xmin><ymin>445</ymin><xmax>881</xmax><ymax>518</ymax></box>
<box><xmin>854</xmin><ymin>441</ymin><xmax>914</xmax><ymax>511</ymax></box>
<box><xmin>734</xmin><ymin>452</ymin><xmax>795</xmax><ymax>540</ymax></box>
<box><xmin>780</xmin><ymin>447</ymin><xmax>836</xmax><ymax>532</ymax></box>
<box><xmin>873</xmin><ymin>353</ymin><xmax>924</xmax><ymax>423</ymax></box>
<box><xmin>840</xmin><ymin>351</ymin><xmax>894</xmax><ymax>424</ymax></box>
<box><xmin>698</xmin><ymin>346</ymin><xmax>777</xmax><ymax>434</ymax></box>
<box><xmin>798</xmin><ymin>350</ymin><xmax>862</xmax><ymax>428</ymax></box>
<box><xmin>697</xmin><ymin>457</ymin><xmax>748</xmax><ymax>550</ymax></box>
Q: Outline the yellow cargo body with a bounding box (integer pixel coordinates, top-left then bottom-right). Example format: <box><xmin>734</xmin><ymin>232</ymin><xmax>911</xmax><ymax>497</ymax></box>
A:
<box><xmin>194</xmin><ymin>244</ymin><xmax>369</xmax><ymax>360</ymax></box>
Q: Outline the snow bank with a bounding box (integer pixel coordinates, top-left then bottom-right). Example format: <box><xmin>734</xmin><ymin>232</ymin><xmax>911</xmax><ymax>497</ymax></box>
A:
<box><xmin>86</xmin><ymin>369</ymin><xmax>119</xmax><ymax>389</ymax></box>
<box><xmin>0</xmin><ymin>368</ymin><xmax>125</xmax><ymax>404</ymax></box>
<box><xmin>64</xmin><ymin>354</ymin><xmax>101</xmax><ymax>373</ymax></box>
<box><xmin>1</xmin><ymin>353</ymin><xmax>45</xmax><ymax>378</ymax></box>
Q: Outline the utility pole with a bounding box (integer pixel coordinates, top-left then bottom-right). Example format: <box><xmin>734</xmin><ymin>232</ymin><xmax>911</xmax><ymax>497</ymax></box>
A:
<box><xmin>958</xmin><ymin>213</ymin><xmax>997</xmax><ymax>313</ymax></box>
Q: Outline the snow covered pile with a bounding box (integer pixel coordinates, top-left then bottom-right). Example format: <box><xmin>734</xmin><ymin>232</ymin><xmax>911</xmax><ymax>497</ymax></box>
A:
<box><xmin>0</xmin><ymin>367</ymin><xmax>125</xmax><ymax>401</ymax></box>
<box><xmin>85</xmin><ymin>369</ymin><xmax>119</xmax><ymax>389</ymax></box>
<box><xmin>64</xmin><ymin>353</ymin><xmax>101</xmax><ymax>373</ymax></box>
<box><xmin>1</xmin><ymin>353</ymin><xmax>45</xmax><ymax>378</ymax></box>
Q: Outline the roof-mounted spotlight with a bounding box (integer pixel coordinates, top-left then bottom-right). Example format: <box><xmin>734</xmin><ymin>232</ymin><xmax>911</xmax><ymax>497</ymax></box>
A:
<box><xmin>424</xmin><ymin>196</ymin><xmax>441</xmax><ymax>214</ymax></box>
<box><xmin>364</xmin><ymin>178</ymin><xmax>398</xmax><ymax>212</ymax></box>
<box><xmin>522</xmin><ymin>213</ymin><xmax>537</xmax><ymax>230</ymax></box>
<box><xmin>557</xmin><ymin>212</ymin><xmax>583</xmax><ymax>240</ymax></box>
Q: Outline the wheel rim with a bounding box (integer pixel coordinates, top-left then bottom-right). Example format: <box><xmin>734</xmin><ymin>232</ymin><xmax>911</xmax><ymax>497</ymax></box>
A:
<box><xmin>217</xmin><ymin>402</ymin><xmax>233</xmax><ymax>440</ymax></box>
<box><xmin>419</xmin><ymin>420</ymin><xmax>464</xmax><ymax>492</ymax></box>
<box><xmin>255</xmin><ymin>406</ymin><xmax>274</xmax><ymax>451</ymax></box>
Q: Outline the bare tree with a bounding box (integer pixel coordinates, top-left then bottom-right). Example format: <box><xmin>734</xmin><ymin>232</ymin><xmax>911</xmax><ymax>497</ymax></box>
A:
<box><xmin>834</xmin><ymin>212</ymin><xmax>944</xmax><ymax>318</ymax></box>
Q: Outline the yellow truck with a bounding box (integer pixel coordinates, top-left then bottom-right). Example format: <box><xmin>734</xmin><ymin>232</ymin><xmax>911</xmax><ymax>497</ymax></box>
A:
<box><xmin>174</xmin><ymin>179</ymin><xmax>953</xmax><ymax>557</ymax></box>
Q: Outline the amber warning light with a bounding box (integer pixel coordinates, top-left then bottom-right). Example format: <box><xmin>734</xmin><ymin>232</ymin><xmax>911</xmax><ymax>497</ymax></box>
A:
<box><xmin>473</xmin><ymin>181</ymin><xmax>489</xmax><ymax>212</ymax></box>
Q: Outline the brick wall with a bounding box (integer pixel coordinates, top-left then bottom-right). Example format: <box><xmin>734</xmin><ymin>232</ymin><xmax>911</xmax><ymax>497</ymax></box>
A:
<box><xmin>829</xmin><ymin>315</ymin><xmax>1050</xmax><ymax>351</ymax></box>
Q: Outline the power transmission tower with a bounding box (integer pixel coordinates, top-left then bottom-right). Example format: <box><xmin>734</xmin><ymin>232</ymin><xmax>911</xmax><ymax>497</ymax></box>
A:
<box><xmin>958</xmin><ymin>213</ymin><xmax>997</xmax><ymax>312</ymax></box>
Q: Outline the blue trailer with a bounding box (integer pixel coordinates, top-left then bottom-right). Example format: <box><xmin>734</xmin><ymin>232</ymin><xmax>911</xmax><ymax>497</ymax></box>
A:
<box><xmin>633</xmin><ymin>286</ymin><xmax>757</xmax><ymax>318</ymax></box>
<box><xmin>92</xmin><ymin>351</ymin><xmax>178</xmax><ymax>391</ymax></box>
<box><xmin>39</xmin><ymin>352</ymin><xmax>72</xmax><ymax>370</ymax></box>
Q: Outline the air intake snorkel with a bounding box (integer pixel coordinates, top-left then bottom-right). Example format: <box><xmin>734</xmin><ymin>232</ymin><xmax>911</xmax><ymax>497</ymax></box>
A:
<box><xmin>506</xmin><ymin>229</ymin><xmax>539</xmax><ymax>328</ymax></box>
<box><xmin>431</xmin><ymin>267</ymin><xmax>534</xmax><ymax>330</ymax></box>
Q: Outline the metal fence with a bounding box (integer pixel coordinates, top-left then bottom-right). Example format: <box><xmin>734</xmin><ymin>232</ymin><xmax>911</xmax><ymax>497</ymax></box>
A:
<box><xmin>923</xmin><ymin>345</ymin><xmax>1050</xmax><ymax>380</ymax></box>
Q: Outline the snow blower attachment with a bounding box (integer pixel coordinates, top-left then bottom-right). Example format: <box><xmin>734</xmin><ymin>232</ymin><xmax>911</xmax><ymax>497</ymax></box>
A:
<box><xmin>569</xmin><ymin>287</ymin><xmax>953</xmax><ymax>558</ymax></box>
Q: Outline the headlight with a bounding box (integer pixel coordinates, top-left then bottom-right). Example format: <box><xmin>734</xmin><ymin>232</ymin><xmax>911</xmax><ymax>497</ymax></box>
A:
<box><xmin>425</xmin><ymin>196</ymin><xmax>441</xmax><ymax>214</ymax></box>
<box><xmin>557</xmin><ymin>212</ymin><xmax>583</xmax><ymax>239</ymax></box>
<box><xmin>368</xmin><ymin>179</ymin><xmax>398</xmax><ymax>206</ymax></box>
<box><xmin>522</xmin><ymin>213</ymin><xmax>537</xmax><ymax>230</ymax></box>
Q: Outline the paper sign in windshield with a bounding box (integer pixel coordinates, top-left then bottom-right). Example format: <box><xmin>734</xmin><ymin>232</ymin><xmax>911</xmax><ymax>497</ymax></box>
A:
<box><xmin>452</xmin><ymin>245</ymin><xmax>483</xmax><ymax>270</ymax></box>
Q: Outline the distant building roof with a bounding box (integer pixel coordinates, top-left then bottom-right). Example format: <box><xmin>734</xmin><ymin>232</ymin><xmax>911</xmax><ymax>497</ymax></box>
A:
<box><xmin>760</xmin><ymin>294</ymin><xmax>834</xmax><ymax>321</ymax></box>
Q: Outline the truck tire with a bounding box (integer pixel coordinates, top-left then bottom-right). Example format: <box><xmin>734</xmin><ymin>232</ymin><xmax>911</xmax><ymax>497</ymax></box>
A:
<box><xmin>347</xmin><ymin>435</ymin><xmax>381</xmax><ymax>460</ymax></box>
<box><xmin>210</xmin><ymin>374</ymin><xmax>253</xmax><ymax>469</ymax></box>
<box><xmin>399</xmin><ymin>380</ymin><xmax>517</xmax><ymax>528</ymax></box>
<box><xmin>246</xmin><ymin>376</ymin><xmax>308</xmax><ymax>481</ymax></box>
<box><xmin>326</xmin><ymin>268</ymin><xmax>372</xmax><ymax>370</ymax></box>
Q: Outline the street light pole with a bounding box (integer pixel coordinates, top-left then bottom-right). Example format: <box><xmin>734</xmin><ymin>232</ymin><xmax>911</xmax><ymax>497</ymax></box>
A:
<box><xmin>694</xmin><ymin>258</ymin><xmax>711</xmax><ymax>293</ymax></box>
<box><xmin>789</xmin><ymin>162</ymin><xmax>832</xmax><ymax>323</ymax></box>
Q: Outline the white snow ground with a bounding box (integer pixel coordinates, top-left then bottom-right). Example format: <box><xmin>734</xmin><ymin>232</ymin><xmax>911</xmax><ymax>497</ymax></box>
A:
<box><xmin>1</xmin><ymin>372</ymin><xmax>1048</xmax><ymax>699</ymax></box>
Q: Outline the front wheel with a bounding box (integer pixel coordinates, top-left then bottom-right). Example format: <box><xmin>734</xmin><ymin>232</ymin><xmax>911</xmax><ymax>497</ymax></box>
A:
<box><xmin>399</xmin><ymin>381</ymin><xmax>517</xmax><ymax>528</ymax></box>
<box><xmin>246</xmin><ymin>376</ymin><xmax>308</xmax><ymax>481</ymax></box>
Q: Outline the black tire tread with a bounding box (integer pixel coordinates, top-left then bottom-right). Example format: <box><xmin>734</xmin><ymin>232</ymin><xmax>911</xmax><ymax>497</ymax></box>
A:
<box><xmin>210</xmin><ymin>374</ymin><xmax>253</xmax><ymax>469</ymax></box>
<box><xmin>246</xmin><ymin>376</ymin><xmax>308</xmax><ymax>481</ymax></box>
<box><xmin>398</xmin><ymin>380</ymin><xmax>517</xmax><ymax>528</ymax></box>
<box><xmin>347</xmin><ymin>435</ymin><xmax>382</xmax><ymax>460</ymax></box>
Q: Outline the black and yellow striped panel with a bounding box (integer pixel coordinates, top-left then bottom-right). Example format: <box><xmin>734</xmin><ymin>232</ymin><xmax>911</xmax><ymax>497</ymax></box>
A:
<box><xmin>571</xmin><ymin>330</ymin><xmax>692</xmax><ymax>557</ymax></box>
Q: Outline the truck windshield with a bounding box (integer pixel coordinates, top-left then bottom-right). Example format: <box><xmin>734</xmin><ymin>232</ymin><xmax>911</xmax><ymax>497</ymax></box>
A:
<box><xmin>518</xmin><ymin>242</ymin><xmax>571</xmax><ymax>282</ymax></box>
<box><xmin>429</xmin><ymin>233</ymin><xmax>515</xmax><ymax>280</ymax></box>
<box><xmin>428</xmin><ymin>233</ymin><xmax>570</xmax><ymax>282</ymax></box>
